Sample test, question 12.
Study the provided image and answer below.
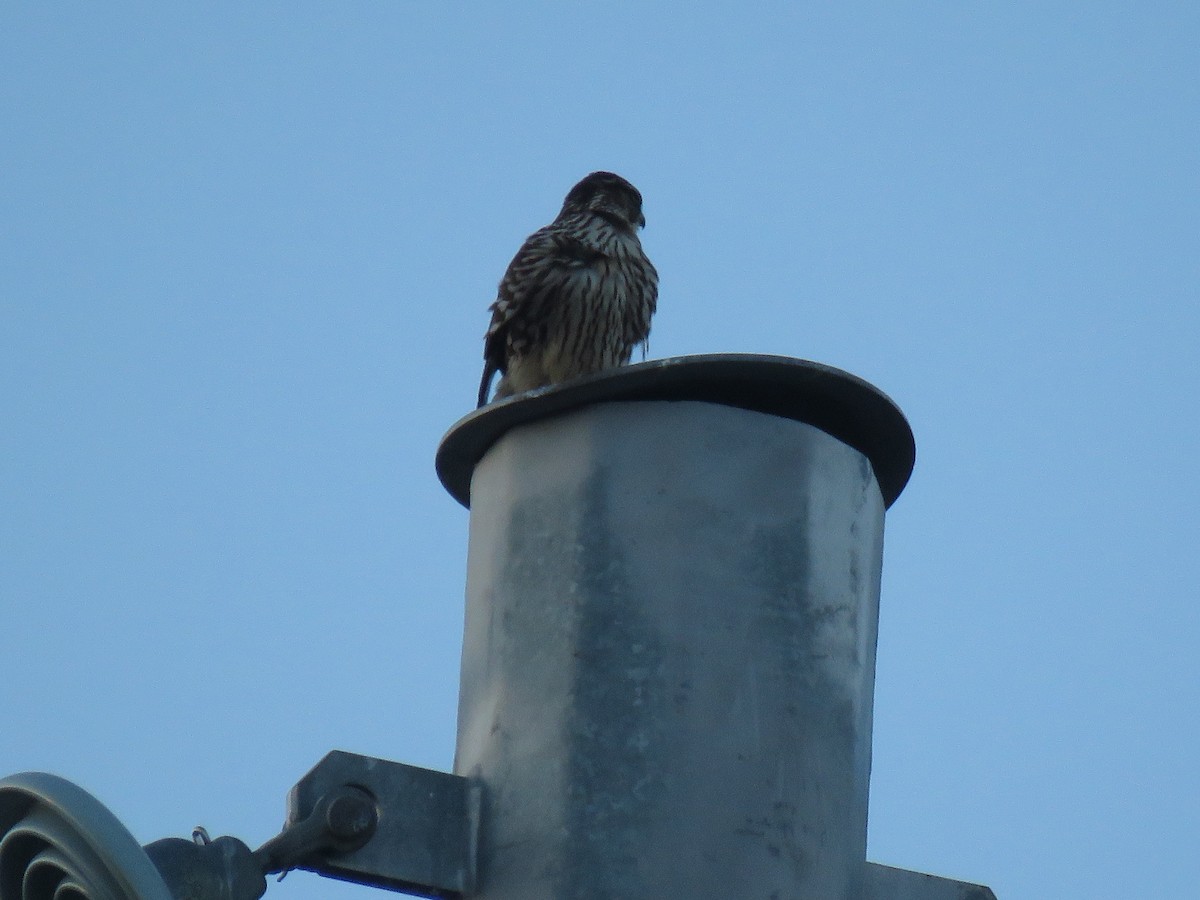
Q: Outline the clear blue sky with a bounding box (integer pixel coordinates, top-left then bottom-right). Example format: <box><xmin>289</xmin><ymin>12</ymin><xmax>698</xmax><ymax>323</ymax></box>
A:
<box><xmin>3</xmin><ymin>5</ymin><xmax>1197</xmax><ymax>898</ymax></box>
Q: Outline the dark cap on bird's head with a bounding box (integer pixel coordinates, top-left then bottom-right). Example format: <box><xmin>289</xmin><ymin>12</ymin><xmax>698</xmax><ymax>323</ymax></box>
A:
<box><xmin>561</xmin><ymin>171</ymin><xmax>647</xmax><ymax>230</ymax></box>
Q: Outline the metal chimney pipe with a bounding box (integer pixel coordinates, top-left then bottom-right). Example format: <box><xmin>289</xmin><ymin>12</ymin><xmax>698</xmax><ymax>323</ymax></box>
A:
<box><xmin>436</xmin><ymin>355</ymin><xmax>915</xmax><ymax>900</ymax></box>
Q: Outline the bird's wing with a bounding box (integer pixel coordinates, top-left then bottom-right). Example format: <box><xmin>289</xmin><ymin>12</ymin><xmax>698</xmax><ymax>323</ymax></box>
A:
<box><xmin>624</xmin><ymin>251</ymin><xmax>659</xmax><ymax>353</ymax></box>
<box><xmin>480</xmin><ymin>228</ymin><xmax>603</xmax><ymax>401</ymax></box>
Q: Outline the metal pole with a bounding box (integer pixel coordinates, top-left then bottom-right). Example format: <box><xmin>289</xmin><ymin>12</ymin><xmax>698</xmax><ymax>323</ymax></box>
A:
<box><xmin>0</xmin><ymin>356</ymin><xmax>999</xmax><ymax>900</ymax></box>
<box><xmin>437</xmin><ymin>355</ymin><xmax>915</xmax><ymax>900</ymax></box>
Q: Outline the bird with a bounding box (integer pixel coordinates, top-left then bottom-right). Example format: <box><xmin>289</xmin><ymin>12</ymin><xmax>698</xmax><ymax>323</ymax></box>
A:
<box><xmin>477</xmin><ymin>171</ymin><xmax>658</xmax><ymax>407</ymax></box>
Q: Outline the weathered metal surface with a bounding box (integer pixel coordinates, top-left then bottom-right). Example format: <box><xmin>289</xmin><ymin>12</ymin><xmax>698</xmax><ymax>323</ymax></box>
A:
<box><xmin>865</xmin><ymin>862</ymin><xmax>998</xmax><ymax>900</ymax></box>
<box><xmin>143</xmin><ymin>834</ymin><xmax>265</xmax><ymax>900</ymax></box>
<box><xmin>284</xmin><ymin>751</ymin><xmax>471</xmax><ymax>899</ymax></box>
<box><xmin>436</xmin><ymin>354</ymin><xmax>916</xmax><ymax>510</ymax></box>
<box><xmin>453</xmin><ymin>397</ymin><xmax>890</xmax><ymax>899</ymax></box>
<box><xmin>0</xmin><ymin>357</ymin><xmax>998</xmax><ymax>900</ymax></box>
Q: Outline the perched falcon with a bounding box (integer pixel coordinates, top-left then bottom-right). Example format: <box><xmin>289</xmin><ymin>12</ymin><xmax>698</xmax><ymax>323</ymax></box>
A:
<box><xmin>477</xmin><ymin>171</ymin><xmax>659</xmax><ymax>407</ymax></box>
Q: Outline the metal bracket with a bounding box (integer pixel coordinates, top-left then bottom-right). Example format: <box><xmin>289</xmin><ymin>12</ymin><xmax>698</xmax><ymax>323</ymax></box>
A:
<box><xmin>0</xmin><ymin>760</ymin><xmax>472</xmax><ymax>900</ymax></box>
<box><xmin>280</xmin><ymin>754</ymin><xmax>998</xmax><ymax>900</ymax></box>
<box><xmin>866</xmin><ymin>862</ymin><xmax>998</xmax><ymax>900</ymax></box>
<box><xmin>284</xmin><ymin>751</ymin><xmax>473</xmax><ymax>899</ymax></box>
<box><xmin>0</xmin><ymin>761</ymin><xmax>993</xmax><ymax>900</ymax></box>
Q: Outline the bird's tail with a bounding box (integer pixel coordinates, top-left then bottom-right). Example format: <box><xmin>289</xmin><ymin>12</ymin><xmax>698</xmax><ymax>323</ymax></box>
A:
<box><xmin>477</xmin><ymin>362</ymin><xmax>497</xmax><ymax>408</ymax></box>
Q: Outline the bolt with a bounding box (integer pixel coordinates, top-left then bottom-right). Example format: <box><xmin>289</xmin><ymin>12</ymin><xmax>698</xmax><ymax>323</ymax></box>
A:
<box><xmin>324</xmin><ymin>790</ymin><xmax>378</xmax><ymax>847</ymax></box>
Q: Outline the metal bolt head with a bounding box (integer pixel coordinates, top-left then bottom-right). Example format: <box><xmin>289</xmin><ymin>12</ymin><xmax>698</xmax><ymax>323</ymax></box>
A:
<box><xmin>325</xmin><ymin>789</ymin><xmax>378</xmax><ymax>847</ymax></box>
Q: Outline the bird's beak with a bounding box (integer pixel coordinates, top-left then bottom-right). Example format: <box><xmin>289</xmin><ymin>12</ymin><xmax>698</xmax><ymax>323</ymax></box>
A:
<box><xmin>637</xmin><ymin>212</ymin><xmax>646</xmax><ymax>229</ymax></box>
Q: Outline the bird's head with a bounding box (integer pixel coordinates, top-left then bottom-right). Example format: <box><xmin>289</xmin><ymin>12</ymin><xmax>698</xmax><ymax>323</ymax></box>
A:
<box><xmin>561</xmin><ymin>171</ymin><xmax>647</xmax><ymax>231</ymax></box>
